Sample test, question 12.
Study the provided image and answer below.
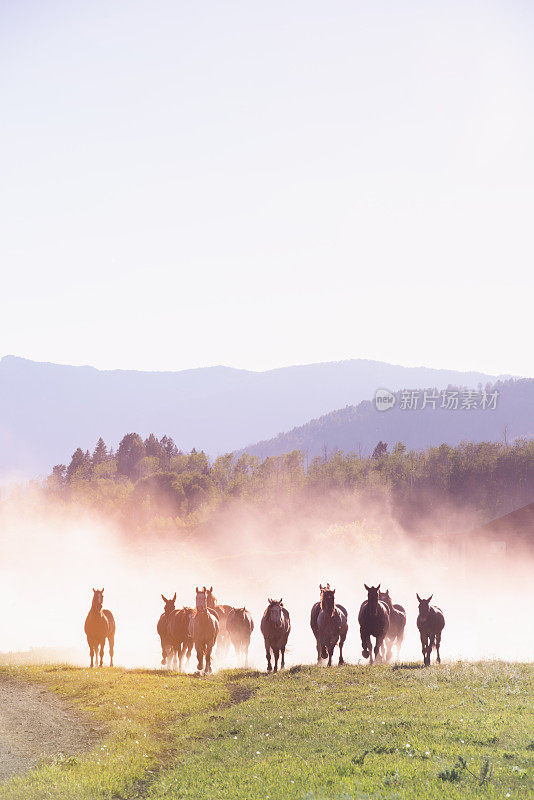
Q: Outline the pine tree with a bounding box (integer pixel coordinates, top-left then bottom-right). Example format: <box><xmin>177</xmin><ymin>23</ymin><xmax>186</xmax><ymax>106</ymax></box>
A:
<box><xmin>92</xmin><ymin>437</ymin><xmax>108</xmax><ymax>466</ymax></box>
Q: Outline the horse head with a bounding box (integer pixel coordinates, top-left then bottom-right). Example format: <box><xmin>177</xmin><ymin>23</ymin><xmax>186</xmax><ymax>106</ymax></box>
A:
<box><xmin>267</xmin><ymin>598</ymin><xmax>284</xmax><ymax>628</ymax></box>
<box><xmin>416</xmin><ymin>593</ymin><xmax>433</xmax><ymax>620</ymax></box>
<box><xmin>92</xmin><ymin>588</ymin><xmax>104</xmax><ymax>611</ymax></box>
<box><xmin>364</xmin><ymin>583</ymin><xmax>380</xmax><ymax>611</ymax></box>
<box><xmin>379</xmin><ymin>589</ymin><xmax>392</xmax><ymax>609</ymax></box>
<box><xmin>320</xmin><ymin>587</ymin><xmax>335</xmax><ymax>616</ymax></box>
<box><xmin>196</xmin><ymin>587</ymin><xmax>208</xmax><ymax>612</ymax></box>
<box><xmin>206</xmin><ymin>586</ymin><xmax>217</xmax><ymax>608</ymax></box>
<box><xmin>161</xmin><ymin>592</ymin><xmax>176</xmax><ymax>614</ymax></box>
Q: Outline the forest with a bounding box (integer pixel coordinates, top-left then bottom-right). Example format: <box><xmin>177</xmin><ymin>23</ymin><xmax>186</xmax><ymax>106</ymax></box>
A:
<box><xmin>40</xmin><ymin>433</ymin><xmax>534</xmax><ymax>536</ymax></box>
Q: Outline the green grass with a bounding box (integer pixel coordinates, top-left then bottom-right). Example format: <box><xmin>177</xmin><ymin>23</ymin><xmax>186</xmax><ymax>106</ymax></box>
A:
<box><xmin>0</xmin><ymin>661</ymin><xmax>532</xmax><ymax>799</ymax></box>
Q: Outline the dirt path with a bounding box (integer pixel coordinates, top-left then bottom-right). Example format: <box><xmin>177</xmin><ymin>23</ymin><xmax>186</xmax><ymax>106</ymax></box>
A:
<box><xmin>0</xmin><ymin>678</ymin><xmax>99</xmax><ymax>782</ymax></box>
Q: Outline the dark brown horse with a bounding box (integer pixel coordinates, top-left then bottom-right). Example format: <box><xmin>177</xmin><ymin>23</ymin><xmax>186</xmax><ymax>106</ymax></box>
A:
<box><xmin>358</xmin><ymin>583</ymin><xmax>389</xmax><ymax>664</ymax></box>
<box><xmin>157</xmin><ymin>592</ymin><xmax>176</xmax><ymax>667</ymax></box>
<box><xmin>416</xmin><ymin>593</ymin><xmax>445</xmax><ymax>666</ymax></box>
<box><xmin>84</xmin><ymin>588</ymin><xmax>115</xmax><ymax>668</ymax></box>
<box><xmin>168</xmin><ymin>607</ymin><xmax>195</xmax><ymax>671</ymax></box>
<box><xmin>206</xmin><ymin>586</ymin><xmax>233</xmax><ymax>652</ymax></box>
<box><xmin>379</xmin><ymin>589</ymin><xmax>406</xmax><ymax>662</ymax></box>
<box><xmin>226</xmin><ymin>607</ymin><xmax>254</xmax><ymax>666</ymax></box>
<box><xmin>310</xmin><ymin>584</ymin><xmax>348</xmax><ymax>666</ymax></box>
<box><xmin>260</xmin><ymin>598</ymin><xmax>290</xmax><ymax>673</ymax></box>
<box><xmin>193</xmin><ymin>587</ymin><xmax>219</xmax><ymax>674</ymax></box>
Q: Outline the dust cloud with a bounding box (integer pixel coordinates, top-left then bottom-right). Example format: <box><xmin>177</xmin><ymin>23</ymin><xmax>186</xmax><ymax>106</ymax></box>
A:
<box><xmin>0</xmin><ymin>491</ymin><xmax>532</xmax><ymax>669</ymax></box>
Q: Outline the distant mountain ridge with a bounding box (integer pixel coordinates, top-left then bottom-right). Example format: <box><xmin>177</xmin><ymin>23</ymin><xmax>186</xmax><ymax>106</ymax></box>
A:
<box><xmin>241</xmin><ymin>378</ymin><xmax>534</xmax><ymax>460</ymax></box>
<box><xmin>0</xmin><ymin>355</ymin><xmax>512</xmax><ymax>477</ymax></box>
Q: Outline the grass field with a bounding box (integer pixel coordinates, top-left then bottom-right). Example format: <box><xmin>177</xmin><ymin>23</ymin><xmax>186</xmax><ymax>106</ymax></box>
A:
<box><xmin>0</xmin><ymin>661</ymin><xmax>532</xmax><ymax>800</ymax></box>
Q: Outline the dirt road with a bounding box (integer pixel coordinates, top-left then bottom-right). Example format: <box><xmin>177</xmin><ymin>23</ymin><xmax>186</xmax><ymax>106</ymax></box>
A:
<box><xmin>0</xmin><ymin>678</ymin><xmax>99</xmax><ymax>782</ymax></box>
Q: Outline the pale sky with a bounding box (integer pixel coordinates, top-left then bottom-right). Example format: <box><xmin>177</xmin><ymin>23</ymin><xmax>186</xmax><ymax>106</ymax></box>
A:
<box><xmin>1</xmin><ymin>0</ymin><xmax>533</xmax><ymax>376</ymax></box>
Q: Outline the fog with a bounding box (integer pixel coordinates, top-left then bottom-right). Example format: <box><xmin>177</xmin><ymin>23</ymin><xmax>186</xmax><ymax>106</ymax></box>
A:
<box><xmin>0</xmin><ymin>493</ymin><xmax>532</xmax><ymax>669</ymax></box>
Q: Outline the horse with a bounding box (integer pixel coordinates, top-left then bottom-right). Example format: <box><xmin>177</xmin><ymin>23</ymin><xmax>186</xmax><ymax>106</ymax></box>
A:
<box><xmin>168</xmin><ymin>606</ymin><xmax>195</xmax><ymax>672</ymax></box>
<box><xmin>379</xmin><ymin>589</ymin><xmax>406</xmax><ymax>662</ymax></box>
<box><xmin>226</xmin><ymin>607</ymin><xmax>254</xmax><ymax>666</ymax></box>
<box><xmin>206</xmin><ymin>586</ymin><xmax>233</xmax><ymax>653</ymax></box>
<box><xmin>84</xmin><ymin>588</ymin><xmax>115</xmax><ymax>668</ymax></box>
<box><xmin>193</xmin><ymin>587</ymin><xmax>219</xmax><ymax>674</ymax></box>
<box><xmin>310</xmin><ymin>584</ymin><xmax>348</xmax><ymax>666</ymax></box>
<box><xmin>416</xmin><ymin>593</ymin><xmax>445</xmax><ymax>666</ymax></box>
<box><xmin>358</xmin><ymin>583</ymin><xmax>389</xmax><ymax>664</ymax></box>
<box><xmin>260</xmin><ymin>598</ymin><xmax>290</xmax><ymax>673</ymax></box>
<box><xmin>157</xmin><ymin>592</ymin><xmax>176</xmax><ymax>667</ymax></box>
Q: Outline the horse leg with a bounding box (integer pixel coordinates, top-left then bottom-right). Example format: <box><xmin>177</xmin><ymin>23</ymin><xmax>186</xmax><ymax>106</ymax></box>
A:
<box><xmin>99</xmin><ymin>640</ymin><xmax>104</xmax><ymax>667</ymax></box>
<box><xmin>429</xmin><ymin>633</ymin><xmax>436</xmax><ymax>664</ymax></box>
<box><xmin>435</xmin><ymin>631</ymin><xmax>442</xmax><ymax>664</ymax></box>
<box><xmin>374</xmin><ymin>638</ymin><xmax>382</xmax><ymax>663</ymax></box>
<box><xmin>273</xmin><ymin>647</ymin><xmax>280</xmax><ymax>673</ymax></box>
<box><xmin>196</xmin><ymin>644</ymin><xmax>203</xmax><ymax>673</ymax></box>
<box><xmin>420</xmin><ymin>632</ymin><xmax>428</xmax><ymax>666</ymax></box>
<box><xmin>205</xmin><ymin>647</ymin><xmax>212</xmax><ymax>674</ymax></box>
<box><xmin>108</xmin><ymin>634</ymin><xmax>114</xmax><ymax>667</ymax></box>
<box><xmin>361</xmin><ymin>630</ymin><xmax>370</xmax><ymax>659</ymax></box>
<box><xmin>327</xmin><ymin>643</ymin><xmax>334</xmax><ymax>667</ymax></box>
<box><xmin>338</xmin><ymin>632</ymin><xmax>346</xmax><ymax>665</ymax></box>
<box><xmin>280</xmin><ymin>645</ymin><xmax>286</xmax><ymax>670</ymax></box>
<box><xmin>265</xmin><ymin>644</ymin><xmax>272</xmax><ymax>673</ymax></box>
<box><xmin>368</xmin><ymin>636</ymin><xmax>375</xmax><ymax>664</ymax></box>
<box><xmin>89</xmin><ymin>643</ymin><xmax>94</xmax><ymax>668</ymax></box>
<box><xmin>244</xmin><ymin>643</ymin><xmax>249</xmax><ymax>668</ymax></box>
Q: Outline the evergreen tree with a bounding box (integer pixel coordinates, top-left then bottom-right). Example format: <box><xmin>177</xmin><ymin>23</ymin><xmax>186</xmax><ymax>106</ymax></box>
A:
<box><xmin>92</xmin><ymin>437</ymin><xmax>108</xmax><ymax>466</ymax></box>
<box><xmin>117</xmin><ymin>433</ymin><xmax>146</xmax><ymax>479</ymax></box>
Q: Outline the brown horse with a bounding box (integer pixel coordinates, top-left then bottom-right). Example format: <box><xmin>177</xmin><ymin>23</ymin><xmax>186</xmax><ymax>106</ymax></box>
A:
<box><xmin>193</xmin><ymin>587</ymin><xmax>219</xmax><ymax>674</ymax></box>
<box><xmin>416</xmin><ymin>593</ymin><xmax>445</xmax><ymax>666</ymax></box>
<box><xmin>157</xmin><ymin>592</ymin><xmax>176</xmax><ymax>667</ymax></box>
<box><xmin>310</xmin><ymin>584</ymin><xmax>348</xmax><ymax>666</ymax></box>
<box><xmin>379</xmin><ymin>589</ymin><xmax>406</xmax><ymax>662</ymax></box>
<box><xmin>206</xmin><ymin>587</ymin><xmax>233</xmax><ymax>652</ymax></box>
<box><xmin>358</xmin><ymin>583</ymin><xmax>389</xmax><ymax>664</ymax></box>
<box><xmin>260</xmin><ymin>599</ymin><xmax>290</xmax><ymax>673</ymax></box>
<box><xmin>168</xmin><ymin>607</ymin><xmax>195</xmax><ymax>672</ymax></box>
<box><xmin>84</xmin><ymin>588</ymin><xmax>115</xmax><ymax>668</ymax></box>
<box><xmin>226</xmin><ymin>607</ymin><xmax>254</xmax><ymax>666</ymax></box>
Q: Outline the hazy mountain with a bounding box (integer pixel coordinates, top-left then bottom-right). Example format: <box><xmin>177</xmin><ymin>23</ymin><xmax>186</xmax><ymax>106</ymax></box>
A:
<box><xmin>0</xmin><ymin>355</ymin><xmax>511</xmax><ymax>477</ymax></box>
<box><xmin>241</xmin><ymin>378</ymin><xmax>534</xmax><ymax>460</ymax></box>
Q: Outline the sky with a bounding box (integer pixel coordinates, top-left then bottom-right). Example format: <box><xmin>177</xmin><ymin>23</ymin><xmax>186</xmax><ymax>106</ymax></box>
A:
<box><xmin>1</xmin><ymin>0</ymin><xmax>533</xmax><ymax>376</ymax></box>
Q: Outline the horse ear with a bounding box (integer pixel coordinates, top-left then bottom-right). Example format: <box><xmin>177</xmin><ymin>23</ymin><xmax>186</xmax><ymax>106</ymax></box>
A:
<box><xmin>279</xmin><ymin>598</ymin><xmax>283</xmax><ymax>605</ymax></box>
<box><xmin>161</xmin><ymin>594</ymin><xmax>167</xmax><ymax>602</ymax></box>
<box><xmin>172</xmin><ymin>592</ymin><xmax>176</xmax><ymax>602</ymax></box>
<box><xmin>268</xmin><ymin>598</ymin><xmax>272</xmax><ymax>604</ymax></box>
<box><xmin>428</xmin><ymin>594</ymin><xmax>433</xmax><ymax>602</ymax></box>
<box><xmin>416</xmin><ymin>593</ymin><xmax>422</xmax><ymax>602</ymax></box>
<box><xmin>377</xmin><ymin>583</ymin><xmax>380</xmax><ymax>590</ymax></box>
<box><xmin>93</xmin><ymin>587</ymin><xmax>96</xmax><ymax>593</ymax></box>
<box><xmin>196</xmin><ymin>586</ymin><xmax>199</xmax><ymax>593</ymax></box>
<box><xmin>364</xmin><ymin>583</ymin><xmax>370</xmax><ymax>591</ymax></box>
<box><xmin>209</xmin><ymin>586</ymin><xmax>213</xmax><ymax>593</ymax></box>
<box><xmin>101</xmin><ymin>588</ymin><xmax>104</xmax><ymax>593</ymax></box>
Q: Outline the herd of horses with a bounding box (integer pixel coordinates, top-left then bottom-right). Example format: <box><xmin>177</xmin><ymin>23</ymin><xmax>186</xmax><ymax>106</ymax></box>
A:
<box><xmin>84</xmin><ymin>584</ymin><xmax>445</xmax><ymax>674</ymax></box>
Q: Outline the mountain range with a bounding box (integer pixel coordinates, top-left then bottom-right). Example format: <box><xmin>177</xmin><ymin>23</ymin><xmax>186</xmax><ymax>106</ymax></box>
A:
<box><xmin>0</xmin><ymin>355</ymin><xmax>515</xmax><ymax>478</ymax></box>
<box><xmin>241</xmin><ymin>378</ymin><xmax>534</xmax><ymax>460</ymax></box>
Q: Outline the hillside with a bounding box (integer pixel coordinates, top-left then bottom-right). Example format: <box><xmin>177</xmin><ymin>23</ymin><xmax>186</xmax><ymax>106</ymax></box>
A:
<box><xmin>0</xmin><ymin>356</ymin><xmax>508</xmax><ymax>478</ymax></box>
<box><xmin>242</xmin><ymin>378</ymin><xmax>534</xmax><ymax>459</ymax></box>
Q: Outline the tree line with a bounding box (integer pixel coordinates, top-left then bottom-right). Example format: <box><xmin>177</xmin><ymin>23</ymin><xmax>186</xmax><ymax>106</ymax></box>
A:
<box><xmin>45</xmin><ymin>433</ymin><xmax>534</xmax><ymax>534</ymax></box>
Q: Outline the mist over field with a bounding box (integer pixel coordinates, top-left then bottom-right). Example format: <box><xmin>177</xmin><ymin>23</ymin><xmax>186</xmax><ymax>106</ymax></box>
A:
<box><xmin>1</xmin><ymin>493</ymin><xmax>531</xmax><ymax>668</ymax></box>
